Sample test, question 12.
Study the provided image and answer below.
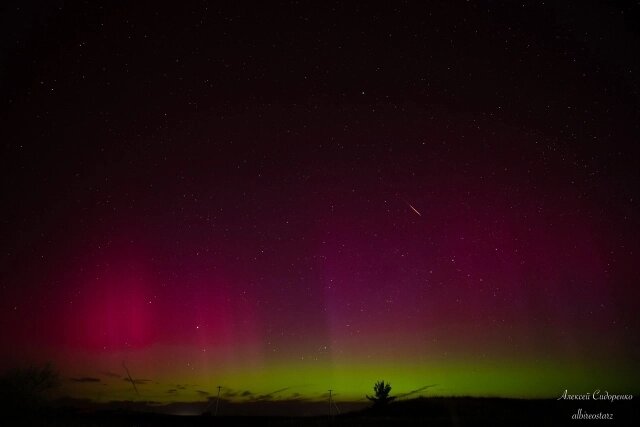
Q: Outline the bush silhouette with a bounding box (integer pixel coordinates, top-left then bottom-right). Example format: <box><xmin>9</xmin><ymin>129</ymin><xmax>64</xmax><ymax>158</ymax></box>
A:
<box><xmin>366</xmin><ymin>380</ymin><xmax>396</xmax><ymax>408</ymax></box>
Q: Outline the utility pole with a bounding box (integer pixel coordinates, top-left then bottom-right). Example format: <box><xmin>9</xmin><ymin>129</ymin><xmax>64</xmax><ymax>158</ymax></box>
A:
<box><xmin>328</xmin><ymin>389</ymin><xmax>333</xmax><ymax>418</ymax></box>
<box><xmin>214</xmin><ymin>385</ymin><xmax>222</xmax><ymax>416</ymax></box>
<box><xmin>122</xmin><ymin>361</ymin><xmax>139</xmax><ymax>396</ymax></box>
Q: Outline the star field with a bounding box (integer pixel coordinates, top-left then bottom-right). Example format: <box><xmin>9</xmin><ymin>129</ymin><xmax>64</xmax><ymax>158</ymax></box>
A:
<box><xmin>1</xmin><ymin>1</ymin><xmax>639</xmax><ymax>405</ymax></box>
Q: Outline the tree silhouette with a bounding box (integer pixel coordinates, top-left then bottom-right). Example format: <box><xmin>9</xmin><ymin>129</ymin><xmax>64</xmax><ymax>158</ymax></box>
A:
<box><xmin>366</xmin><ymin>380</ymin><xmax>396</xmax><ymax>407</ymax></box>
<box><xmin>0</xmin><ymin>363</ymin><xmax>60</xmax><ymax>412</ymax></box>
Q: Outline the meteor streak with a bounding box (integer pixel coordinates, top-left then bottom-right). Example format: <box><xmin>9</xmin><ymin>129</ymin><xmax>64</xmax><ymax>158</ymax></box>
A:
<box><xmin>407</xmin><ymin>203</ymin><xmax>422</xmax><ymax>217</ymax></box>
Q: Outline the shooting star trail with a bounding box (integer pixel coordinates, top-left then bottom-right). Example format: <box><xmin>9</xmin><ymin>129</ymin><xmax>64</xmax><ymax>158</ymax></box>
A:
<box><xmin>407</xmin><ymin>202</ymin><xmax>422</xmax><ymax>217</ymax></box>
<box><xmin>392</xmin><ymin>192</ymin><xmax>422</xmax><ymax>217</ymax></box>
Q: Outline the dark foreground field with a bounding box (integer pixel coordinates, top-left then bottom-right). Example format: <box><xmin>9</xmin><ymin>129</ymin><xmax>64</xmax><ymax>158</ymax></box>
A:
<box><xmin>6</xmin><ymin>397</ymin><xmax>639</xmax><ymax>427</ymax></box>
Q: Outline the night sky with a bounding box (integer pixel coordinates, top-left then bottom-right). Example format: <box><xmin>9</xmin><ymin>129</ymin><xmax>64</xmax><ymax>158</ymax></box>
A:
<box><xmin>1</xmin><ymin>1</ymin><xmax>639</xmax><ymax>409</ymax></box>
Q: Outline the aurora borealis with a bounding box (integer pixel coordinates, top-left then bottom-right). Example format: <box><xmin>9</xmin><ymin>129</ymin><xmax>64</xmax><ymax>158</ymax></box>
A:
<box><xmin>1</xmin><ymin>1</ymin><xmax>639</xmax><ymax>413</ymax></box>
